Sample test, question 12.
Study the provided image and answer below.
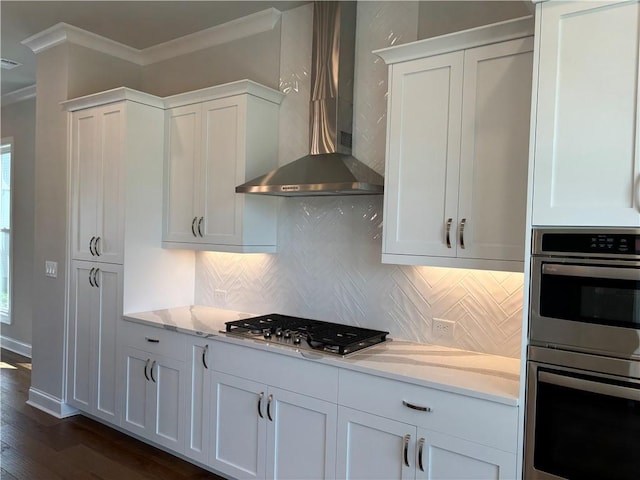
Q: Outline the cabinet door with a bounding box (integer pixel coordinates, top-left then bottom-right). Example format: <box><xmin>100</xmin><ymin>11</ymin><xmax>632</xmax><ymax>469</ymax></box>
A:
<box><xmin>200</xmin><ymin>97</ymin><xmax>245</xmax><ymax>245</ymax></box>
<box><xmin>70</xmin><ymin>104</ymin><xmax>125</xmax><ymax>263</ymax></box>
<box><xmin>211</xmin><ymin>372</ymin><xmax>267</xmax><ymax>480</ymax></box>
<box><xmin>67</xmin><ymin>261</ymin><xmax>96</xmax><ymax>410</ymax></box>
<box><xmin>384</xmin><ymin>51</ymin><xmax>464</xmax><ymax>257</ymax></box>
<box><xmin>164</xmin><ymin>104</ymin><xmax>202</xmax><ymax>243</ymax></box>
<box><xmin>95</xmin><ymin>104</ymin><xmax>125</xmax><ymax>264</ymax></box>
<box><xmin>457</xmin><ymin>38</ymin><xmax>533</xmax><ymax>262</ymax></box>
<box><xmin>67</xmin><ymin>261</ymin><xmax>122</xmax><ymax>424</ymax></box>
<box><xmin>266</xmin><ymin>387</ymin><xmax>337</xmax><ymax>480</ymax></box>
<box><xmin>70</xmin><ymin>109</ymin><xmax>100</xmax><ymax>261</ymax></box>
<box><xmin>532</xmin><ymin>0</ymin><xmax>640</xmax><ymax>226</ymax></box>
<box><xmin>92</xmin><ymin>263</ymin><xmax>122</xmax><ymax>424</ymax></box>
<box><xmin>336</xmin><ymin>406</ymin><xmax>415</xmax><ymax>480</ymax></box>
<box><xmin>149</xmin><ymin>355</ymin><xmax>186</xmax><ymax>453</ymax></box>
<box><xmin>419</xmin><ymin>429</ymin><xmax>516</xmax><ymax>480</ymax></box>
<box><xmin>123</xmin><ymin>347</ymin><xmax>152</xmax><ymax>439</ymax></box>
<box><xmin>185</xmin><ymin>342</ymin><xmax>211</xmax><ymax>464</ymax></box>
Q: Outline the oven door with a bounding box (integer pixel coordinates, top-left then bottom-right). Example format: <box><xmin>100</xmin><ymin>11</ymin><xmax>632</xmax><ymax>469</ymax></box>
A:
<box><xmin>530</xmin><ymin>256</ymin><xmax>640</xmax><ymax>359</ymax></box>
<box><xmin>525</xmin><ymin>352</ymin><xmax>640</xmax><ymax>480</ymax></box>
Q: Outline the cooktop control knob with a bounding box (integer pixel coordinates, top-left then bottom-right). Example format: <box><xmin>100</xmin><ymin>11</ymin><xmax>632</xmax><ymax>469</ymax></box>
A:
<box><xmin>293</xmin><ymin>336</ymin><xmax>301</xmax><ymax>345</ymax></box>
<box><xmin>263</xmin><ymin>330</ymin><xmax>272</xmax><ymax>340</ymax></box>
<box><xmin>275</xmin><ymin>328</ymin><xmax>283</xmax><ymax>338</ymax></box>
<box><xmin>284</xmin><ymin>331</ymin><xmax>292</xmax><ymax>339</ymax></box>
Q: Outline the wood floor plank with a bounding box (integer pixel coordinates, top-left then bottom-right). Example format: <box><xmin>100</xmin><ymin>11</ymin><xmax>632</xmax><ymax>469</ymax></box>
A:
<box><xmin>1</xmin><ymin>349</ymin><xmax>225</xmax><ymax>480</ymax></box>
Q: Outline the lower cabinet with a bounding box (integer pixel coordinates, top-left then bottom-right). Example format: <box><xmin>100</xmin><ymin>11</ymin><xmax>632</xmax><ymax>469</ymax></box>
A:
<box><xmin>184</xmin><ymin>340</ymin><xmax>212</xmax><ymax>464</ymax></box>
<box><xmin>66</xmin><ymin>261</ymin><xmax>122</xmax><ymax>424</ymax></box>
<box><xmin>336</xmin><ymin>406</ymin><xmax>516</xmax><ymax>480</ymax></box>
<box><xmin>122</xmin><ymin>346</ymin><xmax>186</xmax><ymax>453</ymax></box>
<box><xmin>210</xmin><ymin>371</ymin><xmax>338</xmax><ymax>480</ymax></box>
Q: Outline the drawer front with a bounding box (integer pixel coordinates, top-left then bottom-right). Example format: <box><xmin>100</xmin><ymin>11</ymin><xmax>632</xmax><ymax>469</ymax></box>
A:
<box><xmin>120</xmin><ymin>320</ymin><xmax>186</xmax><ymax>360</ymax></box>
<box><xmin>212</xmin><ymin>341</ymin><xmax>339</xmax><ymax>403</ymax></box>
<box><xmin>338</xmin><ymin>370</ymin><xmax>518</xmax><ymax>452</ymax></box>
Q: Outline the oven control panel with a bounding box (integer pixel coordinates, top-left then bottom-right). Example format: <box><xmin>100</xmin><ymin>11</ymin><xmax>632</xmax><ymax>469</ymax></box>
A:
<box><xmin>535</xmin><ymin>229</ymin><xmax>640</xmax><ymax>258</ymax></box>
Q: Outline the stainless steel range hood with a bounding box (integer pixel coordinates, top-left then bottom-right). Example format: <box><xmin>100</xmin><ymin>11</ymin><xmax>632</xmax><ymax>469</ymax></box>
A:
<box><xmin>236</xmin><ymin>1</ymin><xmax>384</xmax><ymax>197</ymax></box>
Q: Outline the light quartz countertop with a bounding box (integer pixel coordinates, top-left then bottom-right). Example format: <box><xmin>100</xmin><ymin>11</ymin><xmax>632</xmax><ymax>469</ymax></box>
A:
<box><xmin>124</xmin><ymin>305</ymin><xmax>521</xmax><ymax>406</ymax></box>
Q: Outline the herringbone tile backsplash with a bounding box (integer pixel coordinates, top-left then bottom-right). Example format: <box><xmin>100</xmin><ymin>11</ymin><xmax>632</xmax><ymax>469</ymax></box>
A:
<box><xmin>194</xmin><ymin>2</ymin><xmax>524</xmax><ymax>359</ymax></box>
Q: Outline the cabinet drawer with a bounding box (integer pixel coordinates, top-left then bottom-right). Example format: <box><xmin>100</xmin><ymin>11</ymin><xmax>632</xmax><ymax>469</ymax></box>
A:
<box><xmin>120</xmin><ymin>321</ymin><xmax>186</xmax><ymax>360</ymax></box>
<box><xmin>338</xmin><ymin>370</ymin><xmax>518</xmax><ymax>452</ymax></box>
<box><xmin>212</xmin><ymin>341</ymin><xmax>339</xmax><ymax>403</ymax></box>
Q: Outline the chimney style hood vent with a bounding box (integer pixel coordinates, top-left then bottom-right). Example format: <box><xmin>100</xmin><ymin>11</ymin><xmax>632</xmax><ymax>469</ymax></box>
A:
<box><xmin>236</xmin><ymin>1</ymin><xmax>384</xmax><ymax>197</ymax></box>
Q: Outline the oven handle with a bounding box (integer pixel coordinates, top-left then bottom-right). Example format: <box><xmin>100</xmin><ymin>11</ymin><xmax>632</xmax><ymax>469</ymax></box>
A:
<box><xmin>539</xmin><ymin>371</ymin><xmax>640</xmax><ymax>402</ymax></box>
<box><xmin>542</xmin><ymin>263</ymin><xmax>640</xmax><ymax>281</ymax></box>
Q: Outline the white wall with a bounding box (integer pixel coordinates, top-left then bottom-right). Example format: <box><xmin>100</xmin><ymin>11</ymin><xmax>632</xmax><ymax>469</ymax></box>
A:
<box><xmin>0</xmin><ymin>97</ymin><xmax>36</xmax><ymax>352</ymax></box>
<box><xmin>194</xmin><ymin>2</ymin><xmax>525</xmax><ymax>359</ymax></box>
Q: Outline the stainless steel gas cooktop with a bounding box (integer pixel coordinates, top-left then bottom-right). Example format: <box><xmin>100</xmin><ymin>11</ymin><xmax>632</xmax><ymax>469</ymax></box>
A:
<box><xmin>224</xmin><ymin>313</ymin><xmax>389</xmax><ymax>356</ymax></box>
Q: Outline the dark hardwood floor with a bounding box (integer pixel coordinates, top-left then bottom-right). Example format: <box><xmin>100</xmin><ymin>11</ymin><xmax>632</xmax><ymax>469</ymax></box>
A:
<box><xmin>1</xmin><ymin>349</ymin><xmax>225</xmax><ymax>480</ymax></box>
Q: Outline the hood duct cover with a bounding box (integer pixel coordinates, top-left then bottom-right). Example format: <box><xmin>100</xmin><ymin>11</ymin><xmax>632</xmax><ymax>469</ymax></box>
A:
<box><xmin>236</xmin><ymin>1</ymin><xmax>384</xmax><ymax>197</ymax></box>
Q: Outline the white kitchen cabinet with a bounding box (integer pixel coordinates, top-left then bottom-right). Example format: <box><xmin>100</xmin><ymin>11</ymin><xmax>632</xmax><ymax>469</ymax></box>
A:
<box><xmin>531</xmin><ymin>0</ymin><xmax>640</xmax><ymax>227</ymax></box>
<box><xmin>66</xmin><ymin>260</ymin><xmax>122</xmax><ymax>424</ymax></box>
<box><xmin>184</xmin><ymin>340</ymin><xmax>212</xmax><ymax>464</ymax></box>
<box><xmin>376</xmin><ymin>18</ymin><xmax>534</xmax><ymax>272</ymax></box>
<box><xmin>163</xmin><ymin>80</ymin><xmax>283</xmax><ymax>253</ymax></box>
<box><xmin>69</xmin><ymin>103</ymin><xmax>125</xmax><ymax>264</ymax></box>
<box><xmin>210</xmin><ymin>341</ymin><xmax>339</xmax><ymax>480</ymax></box>
<box><xmin>336</xmin><ymin>407</ymin><xmax>515</xmax><ymax>480</ymax></box>
<box><xmin>336</xmin><ymin>370</ymin><xmax>518</xmax><ymax>480</ymax></box>
<box><xmin>119</xmin><ymin>321</ymin><xmax>188</xmax><ymax>452</ymax></box>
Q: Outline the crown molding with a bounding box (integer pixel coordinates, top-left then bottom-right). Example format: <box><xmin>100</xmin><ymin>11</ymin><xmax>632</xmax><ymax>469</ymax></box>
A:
<box><xmin>61</xmin><ymin>87</ymin><xmax>164</xmax><ymax>111</ymax></box>
<box><xmin>1</xmin><ymin>84</ymin><xmax>36</xmax><ymax>107</ymax></box>
<box><xmin>163</xmin><ymin>79</ymin><xmax>284</xmax><ymax>109</ymax></box>
<box><xmin>22</xmin><ymin>22</ymin><xmax>143</xmax><ymax>64</ymax></box>
<box><xmin>143</xmin><ymin>8</ymin><xmax>282</xmax><ymax>65</ymax></box>
<box><xmin>21</xmin><ymin>8</ymin><xmax>282</xmax><ymax>67</ymax></box>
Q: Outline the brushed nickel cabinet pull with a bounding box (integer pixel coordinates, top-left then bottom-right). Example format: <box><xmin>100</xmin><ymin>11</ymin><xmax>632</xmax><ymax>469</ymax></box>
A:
<box><xmin>150</xmin><ymin>360</ymin><xmax>156</xmax><ymax>383</ymax></box>
<box><xmin>95</xmin><ymin>236</ymin><xmax>101</xmax><ymax>256</ymax></box>
<box><xmin>267</xmin><ymin>394</ymin><xmax>273</xmax><ymax>421</ymax></box>
<box><xmin>197</xmin><ymin>217</ymin><xmax>204</xmax><ymax>237</ymax></box>
<box><xmin>418</xmin><ymin>437</ymin><xmax>425</xmax><ymax>472</ymax></box>
<box><xmin>445</xmin><ymin>218</ymin><xmax>453</xmax><ymax>248</ymax></box>
<box><xmin>191</xmin><ymin>217</ymin><xmax>197</xmax><ymax>237</ymax></box>
<box><xmin>93</xmin><ymin>268</ymin><xmax>100</xmax><ymax>288</ymax></box>
<box><xmin>459</xmin><ymin>218</ymin><xmax>466</xmax><ymax>249</ymax></box>
<box><xmin>89</xmin><ymin>236</ymin><xmax>96</xmax><ymax>256</ymax></box>
<box><xmin>257</xmin><ymin>392</ymin><xmax>264</xmax><ymax>418</ymax></box>
<box><xmin>145</xmin><ymin>337</ymin><xmax>160</xmax><ymax>343</ymax></box>
<box><xmin>402</xmin><ymin>400</ymin><xmax>432</xmax><ymax>412</ymax></box>
<box><xmin>403</xmin><ymin>434</ymin><xmax>411</xmax><ymax>467</ymax></box>
<box><xmin>89</xmin><ymin>267</ymin><xmax>95</xmax><ymax>287</ymax></box>
<box><xmin>144</xmin><ymin>359</ymin><xmax>150</xmax><ymax>381</ymax></box>
<box><xmin>202</xmin><ymin>344</ymin><xmax>209</xmax><ymax>369</ymax></box>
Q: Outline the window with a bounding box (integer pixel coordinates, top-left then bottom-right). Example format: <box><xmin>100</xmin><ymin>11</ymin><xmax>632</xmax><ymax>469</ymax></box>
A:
<box><xmin>1</xmin><ymin>138</ymin><xmax>12</xmax><ymax>324</ymax></box>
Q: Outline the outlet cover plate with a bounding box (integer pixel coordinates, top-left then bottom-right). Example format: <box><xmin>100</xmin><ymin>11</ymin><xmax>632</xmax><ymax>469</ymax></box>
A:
<box><xmin>432</xmin><ymin>318</ymin><xmax>455</xmax><ymax>341</ymax></box>
<box><xmin>45</xmin><ymin>261</ymin><xmax>58</xmax><ymax>278</ymax></box>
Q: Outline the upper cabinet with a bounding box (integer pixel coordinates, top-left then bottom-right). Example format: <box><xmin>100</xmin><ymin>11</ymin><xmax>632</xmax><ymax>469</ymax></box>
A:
<box><xmin>69</xmin><ymin>102</ymin><xmax>126</xmax><ymax>264</ymax></box>
<box><xmin>531</xmin><ymin>0</ymin><xmax>640</xmax><ymax>227</ymax></box>
<box><xmin>376</xmin><ymin>17</ymin><xmax>534</xmax><ymax>272</ymax></box>
<box><xmin>162</xmin><ymin>80</ymin><xmax>284</xmax><ymax>253</ymax></box>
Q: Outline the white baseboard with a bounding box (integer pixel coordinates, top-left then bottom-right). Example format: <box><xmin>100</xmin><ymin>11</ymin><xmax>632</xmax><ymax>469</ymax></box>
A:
<box><xmin>1</xmin><ymin>335</ymin><xmax>32</xmax><ymax>358</ymax></box>
<box><xmin>27</xmin><ymin>387</ymin><xmax>79</xmax><ymax>419</ymax></box>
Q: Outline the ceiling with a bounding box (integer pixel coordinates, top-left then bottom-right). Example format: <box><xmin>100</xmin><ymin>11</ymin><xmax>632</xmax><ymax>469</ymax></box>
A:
<box><xmin>0</xmin><ymin>1</ymin><xmax>310</xmax><ymax>96</ymax></box>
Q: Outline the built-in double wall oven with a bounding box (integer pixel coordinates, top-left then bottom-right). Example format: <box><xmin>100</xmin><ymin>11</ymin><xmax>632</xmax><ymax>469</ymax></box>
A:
<box><xmin>525</xmin><ymin>228</ymin><xmax>640</xmax><ymax>480</ymax></box>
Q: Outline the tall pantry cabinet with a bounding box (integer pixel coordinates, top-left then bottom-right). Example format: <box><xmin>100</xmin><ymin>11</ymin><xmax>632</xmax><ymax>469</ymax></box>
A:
<box><xmin>63</xmin><ymin>89</ymin><xmax>194</xmax><ymax>423</ymax></box>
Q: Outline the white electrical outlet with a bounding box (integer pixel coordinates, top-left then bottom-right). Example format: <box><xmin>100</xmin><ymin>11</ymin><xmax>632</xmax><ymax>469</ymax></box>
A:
<box><xmin>45</xmin><ymin>261</ymin><xmax>58</xmax><ymax>278</ymax></box>
<box><xmin>432</xmin><ymin>318</ymin><xmax>456</xmax><ymax>341</ymax></box>
<box><xmin>214</xmin><ymin>289</ymin><xmax>227</xmax><ymax>304</ymax></box>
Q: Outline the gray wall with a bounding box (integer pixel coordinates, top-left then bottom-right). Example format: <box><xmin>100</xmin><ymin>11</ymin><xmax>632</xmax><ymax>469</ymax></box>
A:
<box><xmin>1</xmin><ymin>97</ymin><xmax>36</xmax><ymax>349</ymax></box>
<box><xmin>418</xmin><ymin>1</ymin><xmax>532</xmax><ymax>39</ymax></box>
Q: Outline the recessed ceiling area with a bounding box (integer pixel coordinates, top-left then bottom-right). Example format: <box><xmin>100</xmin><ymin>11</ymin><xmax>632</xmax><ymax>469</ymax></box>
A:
<box><xmin>0</xmin><ymin>1</ymin><xmax>310</xmax><ymax>95</ymax></box>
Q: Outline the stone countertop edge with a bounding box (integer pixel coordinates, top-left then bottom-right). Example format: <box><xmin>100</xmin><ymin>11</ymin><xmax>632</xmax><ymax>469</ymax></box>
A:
<box><xmin>123</xmin><ymin>306</ymin><xmax>521</xmax><ymax>407</ymax></box>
